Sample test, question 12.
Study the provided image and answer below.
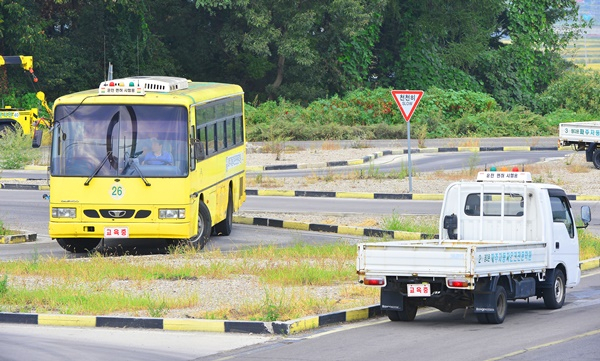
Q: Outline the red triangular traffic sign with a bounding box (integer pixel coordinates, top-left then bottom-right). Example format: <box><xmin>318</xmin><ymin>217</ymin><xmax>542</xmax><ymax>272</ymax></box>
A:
<box><xmin>391</xmin><ymin>90</ymin><xmax>424</xmax><ymax>122</ymax></box>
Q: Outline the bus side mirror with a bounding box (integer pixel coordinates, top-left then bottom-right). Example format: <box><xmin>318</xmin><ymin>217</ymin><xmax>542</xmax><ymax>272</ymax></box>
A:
<box><xmin>194</xmin><ymin>141</ymin><xmax>205</xmax><ymax>161</ymax></box>
<box><xmin>32</xmin><ymin>129</ymin><xmax>43</xmax><ymax>148</ymax></box>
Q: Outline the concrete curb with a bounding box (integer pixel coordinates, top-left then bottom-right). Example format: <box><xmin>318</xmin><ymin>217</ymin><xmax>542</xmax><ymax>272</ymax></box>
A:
<box><xmin>247</xmin><ymin>145</ymin><xmax>568</xmax><ymax>172</ymax></box>
<box><xmin>233</xmin><ymin>215</ymin><xmax>433</xmax><ymax>240</ymax></box>
<box><xmin>0</xmin><ymin>231</ymin><xmax>36</xmax><ymax>244</ymax></box>
<box><xmin>0</xmin><ymin>305</ymin><xmax>382</xmax><ymax>335</ymax></box>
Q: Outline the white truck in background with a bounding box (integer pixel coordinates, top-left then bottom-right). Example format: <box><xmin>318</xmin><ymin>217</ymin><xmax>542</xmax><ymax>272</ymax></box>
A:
<box><xmin>356</xmin><ymin>171</ymin><xmax>591</xmax><ymax>324</ymax></box>
<box><xmin>559</xmin><ymin>121</ymin><xmax>600</xmax><ymax>168</ymax></box>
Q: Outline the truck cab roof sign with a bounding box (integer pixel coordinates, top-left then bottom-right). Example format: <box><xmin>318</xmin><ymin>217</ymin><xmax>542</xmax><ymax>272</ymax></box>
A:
<box><xmin>476</xmin><ymin>171</ymin><xmax>532</xmax><ymax>182</ymax></box>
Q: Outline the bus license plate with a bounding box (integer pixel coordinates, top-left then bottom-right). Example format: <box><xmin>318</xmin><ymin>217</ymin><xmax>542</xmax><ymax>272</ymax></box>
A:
<box><xmin>104</xmin><ymin>227</ymin><xmax>129</xmax><ymax>238</ymax></box>
<box><xmin>407</xmin><ymin>283</ymin><xmax>431</xmax><ymax>297</ymax></box>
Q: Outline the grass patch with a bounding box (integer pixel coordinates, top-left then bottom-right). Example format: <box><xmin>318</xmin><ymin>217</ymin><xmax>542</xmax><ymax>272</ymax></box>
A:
<box><xmin>0</xmin><ymin>242</ymin><xmax>373</xmax><ymax>320</ymax></box>
<box><xmin>382</xmin><ymin>214</ymin><xmax>438</xmax><ymax>234</ymax></box>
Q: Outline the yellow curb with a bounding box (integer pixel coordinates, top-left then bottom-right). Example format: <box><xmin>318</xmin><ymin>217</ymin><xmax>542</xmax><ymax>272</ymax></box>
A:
<box><xmin>0</xmin><ymin>232</ymin><xmax>36</xmax><ymax>244</ymax></box>
<box><xmin>412</xmin><ymin>194</ymin><xmax>444</xmax><ymax>200</ymax></box>
<box><xmin>337</xmin><ymin>225</ymin><xmax>365</xmax><ymax>236</ymax></box>
<box><xmin>38</xmin><ymin>314</ymin><xmax>96</xmax><ymax>327</ymax></box>
<box><xmin>504</xmin><ymin>146</ymin><xmax>531</xmax><ymax>151</ymax></box>
<box><xmin>232</xmin><ymin>216</ymin><xmax>254</xmax><ymax>225</ymax></box>
<box><xmin>246</xmin><ymin>166</ymin><xmax>264</xmax><ymax>172</ymax></box>
<box><xmin>163</xmin><ymin>319</ymin><xmax>225</xmax><ymax>332</ymax></box>
<box><xmin>393</xmin><ymin>230</ymin><xmax>425</xmax><ymax>240</ymax></box>
<box><xmin>581</xmin><ymin>258</ymin><xmax>600</xmax><ymax>271</ymax></box>
<box><xmin>299</xmin><ymin>162</ymin><xmax>327</xmax><ymax>169</ymax></box>
<box><xmin>282</xmin><ymin>220</ymin><xmax>310</xmax><ymax>231</ymax></box>
<box><xmin>575</xmin><ymin>195</ymin><xmax>600</xmax><ymax>201</ymax></box>
<box><xmin>335</xmin><ymin>192</ymin><xmax>374</xmax><ymax>199</ymax></box>
<box><xmin>24</xmin><ymin>165</ymin><xmax>48</xmax><ymax>170</ymax></box>
<box><xmin>457</xmin><ymin>147</ymin><xmax>480</xmax><ymax>152</ymax></box>
<box><xmin>417</xmin><ymin>148</ymin><xmax>439</xmax><ymax>153</ymax></box>
<box><xmin>345</xmin><ymin>308</ymin><xmax>370</xmax><ymax>322</ymax></box>
<box><xmin>289</xmin><ymin>316</ymin><xmax>319</xmax><ymax>334</ymax></box>
<box><xmin>347</xmin><ymin>159</ymin><xmax>365</xmax><ymax>165</ymax></box>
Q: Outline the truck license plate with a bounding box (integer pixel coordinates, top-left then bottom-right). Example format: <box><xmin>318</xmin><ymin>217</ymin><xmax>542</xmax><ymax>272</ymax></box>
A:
<box><xmin>104</xmin><ymin>227</ymin><xmax>129</xmax><ymax>238</ymax></box>
<box><xmin>407</xmin><ymin>283</ymin><xmax>431</xmax><ymax>297</ymax></box>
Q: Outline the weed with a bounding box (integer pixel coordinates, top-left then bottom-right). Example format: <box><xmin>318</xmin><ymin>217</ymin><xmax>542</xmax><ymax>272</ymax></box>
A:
<box><xmin>147</xmin><ymin>297</ymin><xmax>170</xmax><ymax>318</ymax></box>
<box><xmin>0</xmin><ymin>275</ymin><xmax>8</xmax><ymax>295</ymax></box>
<box><xmin>321</xmin><ymin>140</ymin><xmax>341</xmax><ymax>151</ymax></box>
<box><xmin>261</xmin><ymin>289</ymin><xmax>283</xmax><ymax>321</ymax></box>
<box><xmin>417</xmin><ymin>124</ymin><xmax>428</xmax><ymax>148</ymax></box>
<box><xmin>467</xmin><ymin>151</ymin><xmax>480</xmax><ymax>176</ymax></box>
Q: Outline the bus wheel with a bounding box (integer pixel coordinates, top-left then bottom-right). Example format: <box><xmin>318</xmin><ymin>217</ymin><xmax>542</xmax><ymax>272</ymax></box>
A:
<box><xmin>543</xmin><ymin>269</ymin><xmax>566</xmax><ymax>309</ymax></box>
<box><xmin>189</xmin><ymin>201</ymin><xmax>212</xmax><ymax>249</ymax></box>
<box><xmin>214</xmin><ymin>189</ymin><xmax>233</xmax><ymax>236</ymax></box>
<box><xmin>56</xmin><ymin>238</ymin><xmax>101</xmax><ymax>253</ymax></box>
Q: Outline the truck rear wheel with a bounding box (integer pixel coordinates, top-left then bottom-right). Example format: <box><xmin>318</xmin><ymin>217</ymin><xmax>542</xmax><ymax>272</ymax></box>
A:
<box><xmin>56</xmin><ymin>238</ymin><xmax>101</xmax><ymax>253</ymax></box>
<box><xmin>386</xmin><ymin>299</ymin><xmax>418</xmax><ymax>322</ymax></box>
<box><xmin>482</xmin><ymin>285</ymin><xmax>507</xmax><ymax>324</ymax></box>
<box><xmin>543</xmin><ymin>269</ymin><xmax>566</xmax><ymax>309</ymax></box>
<box><xmin>593</xmin><ymin>150</ymin><xmax>600</xmax><ymax>169</ymax></box>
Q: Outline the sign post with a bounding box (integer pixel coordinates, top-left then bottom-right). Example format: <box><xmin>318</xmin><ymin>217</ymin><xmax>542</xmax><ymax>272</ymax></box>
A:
<box><xmin>391</xmin><ymin>90</ymin><xmax>424</xmax><ymax>193</ymax></box>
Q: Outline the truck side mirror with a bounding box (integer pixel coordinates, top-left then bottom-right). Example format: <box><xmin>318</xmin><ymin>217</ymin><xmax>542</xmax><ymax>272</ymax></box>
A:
<box><xmin>443</xmin><ymin>214</ymin><xmax>458</xmax><ymax>240</ymax></box>
<box><xmin>581</xmin><ymin>206</ymin><xmax>591</xmax><ymax>228</ymax></box>
<box><xmin>32</xmin><ymin>129</ymin><xmax>43</xmax><ymax>148</ymax></box>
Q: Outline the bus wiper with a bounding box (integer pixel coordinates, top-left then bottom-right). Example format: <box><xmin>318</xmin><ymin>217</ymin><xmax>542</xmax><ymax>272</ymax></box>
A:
<box><xmin>124</xmin><ymin>153</ymin><xmax>151</xmax><ymax>186</ymax></box>
<box><xmin>84</xmin><ymin>151</ymin><xmax>112</xmax><ymax>186</ymax></box>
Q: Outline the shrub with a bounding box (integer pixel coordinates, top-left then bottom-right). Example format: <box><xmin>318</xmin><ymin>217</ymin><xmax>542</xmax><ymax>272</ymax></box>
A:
<box><xmin>536</xmin><ymin>68</ymin><xmax>600</xmax><ymax>115</ymax></box>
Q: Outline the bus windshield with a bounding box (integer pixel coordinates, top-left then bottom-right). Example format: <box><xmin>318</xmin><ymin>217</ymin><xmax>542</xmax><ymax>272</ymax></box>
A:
<box><xmin>51</xmin><ymin>104</ymin><xmax>189</xmax><ymax>178</ymax></box>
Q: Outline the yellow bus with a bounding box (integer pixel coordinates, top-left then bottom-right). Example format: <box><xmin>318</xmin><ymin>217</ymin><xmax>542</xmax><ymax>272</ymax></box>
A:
<box><xmin>48</xmin><ymin>76</ymin><xmax>246</xmax><ymax>252</ymax></box>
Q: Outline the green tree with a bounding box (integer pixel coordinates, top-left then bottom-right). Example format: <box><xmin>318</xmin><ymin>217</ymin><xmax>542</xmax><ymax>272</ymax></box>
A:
<box><xmin>196</xmin><ymin>0</ymin><xmax>385</xmax><ymax>102</ymax></box>
<box><xmin>372</xmin><ymin>0</ymin><xmax>502</xmax><ymax>92</ymax></box>
<box><xmin>474</xmin><ymin>0</ymin><xmax>590</xmax><ymax>110</ymax></box>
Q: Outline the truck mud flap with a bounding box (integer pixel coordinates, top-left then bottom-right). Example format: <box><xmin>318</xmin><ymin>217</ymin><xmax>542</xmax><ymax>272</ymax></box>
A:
<box><xmin>473</xmin><ymin>277</ymin><xmax>498</xmax><ymax>313</ymax></box>
<box><xmin>381</xmin><ymin>288</ymin><xmax>404</xmax><ymax>311</ymax></box>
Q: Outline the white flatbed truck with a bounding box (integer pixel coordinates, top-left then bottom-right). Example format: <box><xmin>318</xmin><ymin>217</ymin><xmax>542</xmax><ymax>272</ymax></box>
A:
<box><xmin>356</xmin><ymin>171</ymin><xmax>591</xmax><ymax>324</ymax></box>
<box><xmin>559</xmin><ymin>121</ymin><xmax>600</xmax><ymax>168</ymax></box>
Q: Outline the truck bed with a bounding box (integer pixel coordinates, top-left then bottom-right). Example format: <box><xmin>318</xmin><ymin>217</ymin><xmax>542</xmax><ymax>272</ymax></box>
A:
<box><xmin>559</xmin><ymin>121</ymin><xmax>600</xmax><ymax>144</ymax></box>
<box><xmin>357</xmin><ymin>240</ymin><xmax>549</xmax><ymax>279</ymax></box>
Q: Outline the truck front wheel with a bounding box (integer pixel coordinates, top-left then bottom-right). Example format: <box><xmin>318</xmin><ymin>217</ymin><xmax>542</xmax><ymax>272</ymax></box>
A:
<box><xmin>543</xmin><ymin>269</ymin><xmax>566</xmax><ymax>309</ymax></box>
<box><xmin>386</xmin><ymin>299</ymin><xmax>418</xmax><ymax>322</ymax></box>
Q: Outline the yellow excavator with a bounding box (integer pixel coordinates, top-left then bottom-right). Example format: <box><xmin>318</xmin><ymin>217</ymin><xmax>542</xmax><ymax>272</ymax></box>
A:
<box><xmin>0</xmin><ymin>55</ymin><xmax>51</xmax><ymax>144</ymax></box>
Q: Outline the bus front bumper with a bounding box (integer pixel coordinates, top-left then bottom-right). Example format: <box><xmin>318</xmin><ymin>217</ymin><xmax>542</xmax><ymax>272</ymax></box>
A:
<box><xmin>49</xmin><ymin>221</ymin><xmax>194</xmax><ymax>240</ymax></box>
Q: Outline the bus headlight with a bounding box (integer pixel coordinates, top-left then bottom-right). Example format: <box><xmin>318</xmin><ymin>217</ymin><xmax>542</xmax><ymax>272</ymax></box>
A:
<box><xmin>52</xmin><ymin>208</ymin><xmax>76</xmax><ymax>218</ymax></box>
<box><xmin>159</xmin><ymin>209</ymin><xmax>186</xmax><ymax>219</ymax></box>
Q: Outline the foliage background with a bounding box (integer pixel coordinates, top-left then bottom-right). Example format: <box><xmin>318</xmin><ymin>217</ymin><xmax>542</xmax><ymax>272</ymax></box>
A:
<box><xmin>0</xmin><ymin>0</ymin><xmax>596</xmax><ymax>141</ymax></box>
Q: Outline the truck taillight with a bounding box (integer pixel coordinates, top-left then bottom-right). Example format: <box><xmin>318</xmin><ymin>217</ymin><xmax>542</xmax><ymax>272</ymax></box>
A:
<box><xmin>447</xmin><ymin>279</ymin><xmax>469</xmax><ymax>288</ymax></box>
<box><xmin>363</xmin><ymin>277</ymin><xmax>385</xmax><ymax>286</ymax></box>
